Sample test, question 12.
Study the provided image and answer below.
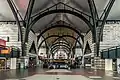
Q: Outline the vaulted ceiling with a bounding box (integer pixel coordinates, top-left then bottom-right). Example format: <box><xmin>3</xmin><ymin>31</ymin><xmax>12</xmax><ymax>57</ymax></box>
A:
<box><xmin>1</xmin><ymin>0</ymin><xmax>120</xmax><ymax>32</ymax></box>
<box><xmin>0</xmin><ymin>0</ymin><xmax>120</xmax><ymax>54</ymax></box>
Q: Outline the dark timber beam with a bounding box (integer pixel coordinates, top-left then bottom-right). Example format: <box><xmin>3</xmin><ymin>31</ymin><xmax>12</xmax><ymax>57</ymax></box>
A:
<box><xmin>29</xmin><ymin>9</ymin><xmax>93</xmax><ymax>32</ymax></box>
<box><xmin>41</xmin><ymin>35</ymin><xmax>49</xmax><ymax>54</ymax></box>
<box><xmin>51</xmin><ymin>37</ymin><xmax>71</xmax><ymax>47</ymax></box>
<box><xmin>36</xmin><ymin>14</ymin><xmax>59</xmax><ymax>41</ymax></box>
<box><xmin>24</xmin><ymin>0</ymin><xmax>35</xmax><ymax>24</ymax></box>
<box><xmin>50</xmin><ymin>42</ymin><xmax>73</xmax><ymax>56</ymax></box>
<box><xmin>50</xmin><ymin>44</ymin><xmax>71</xmax><ymax>52</ymax></box>
<box><xmin>50</xmin><ymin>42</ymin><xmax>71</xmax><ymax>49</ymax></box>
<box><xmin>7</xmin><ymin>0</ymin><xmax>22</xmax><ymax>41</ymax></box>
<box><xmin>92</xmin><ymin>0</ymin><xmax>99</xmax><ymax>20</ymax></box>
<box><xmin>96</xmin><ymin>0</ymin><xmax>115</xmax><ymax>56</ymax></box>
<box><xmin>49</xmin><ymin>37</ymin><xmax>72</xmax><ymax>54</ymax></box>
<box><xmin>88</xmin><ymin>0</ymin><xmax>97</xmax><ymax>43</ymax></box>
<box><xmin>50</xmin><ymin>45</ymin><xmax>71</xmax><ymax>54</ymax></box>
<box><xmin>37</xmin><ymin>24</ymin><xmax>83</xmax><ymax>43</ymax></box>
<box><xmin>72</xmin><ymin>36</ymin><xmax>80</xmax><ymax>49</ymax></box>
<box><xmin>23</xmin><ymin>3</ymin><xmax>93</xmax><ymax>53</ymax></box>
<box><xmin>7</xmin><ymin>0</ymin><xmax>24</xmax><ymax>55</ymax></box>
<box><xmin>38</xmin><ymin>35</ymin><xmax>82</xmax><ymax>50</ymax></box>
<box><xmin>41</xmin><ymin>35</ymin><xmax>49</xmax><ymax>48</ymax></box>
<box><xmin>72</xmin><ymin>48</ymin><xmax>75</xmax><ymax>57</ymax></box>
<box><xmin>50</xmin><ymin>45</ymin><xmax>71</xmax><ymax>51</ymax></box>
<box><xmin>24</xmin><ymin>0</ymin><xmax>35</xmax><ymax>43</ymax></box>
<box><xmin>100</xmin><ymin>0</ymin><xmax>115</xmax><ymax>35</ymax></box>
<box><xmin>50</xmin><ymin>48</ymin><xmax>68</xmax><ymax>56</ymax></box>
<box><xmin>52</xmin><ymin>49</ymin><xmax>69</xmax><ymax>57</ymax></box>
<box><xmin>51</xmin><ymin>47</ymin><xmax>70</xmax><ymax>54</ymax></box>
<box><xmin>71</xmin><ymin>36</ymin><xmax>83</xmax><ymax>56</ymax></box>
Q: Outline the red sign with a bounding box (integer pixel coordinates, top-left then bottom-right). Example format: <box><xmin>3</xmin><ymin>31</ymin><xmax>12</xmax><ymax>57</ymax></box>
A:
<box><xmin>0</xmin><ymin>39</ymin><xmax>6</xmax><ymax>46</ymax></box>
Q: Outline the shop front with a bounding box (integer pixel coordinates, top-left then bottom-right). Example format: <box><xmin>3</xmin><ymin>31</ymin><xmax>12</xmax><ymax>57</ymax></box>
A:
<box><xmin>101</xmin><ymin>46</ymin><xmax>120</xmax><ymax>72</ymax></box>
<box><xmin>0</xmin><ymin>46</ymin><xmax>20</xmax><ymax>69</ymax></box>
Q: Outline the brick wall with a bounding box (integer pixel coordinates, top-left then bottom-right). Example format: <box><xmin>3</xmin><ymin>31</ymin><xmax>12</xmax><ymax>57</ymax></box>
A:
<box><xmin>0</xmin><ymin>23</ymin><xmax>38</xmax><ymax>56</ymax></box>
<box><xmin>0</xmin><ymin>24</ymin><xmax>21</xmax><ymax>49</ymax></box>
<box><xmin>83</xmin><ymin>23</ymin><xmax>120</xmax><ymax>70</ymax></box>
<box><xmin>83</xmin><ymin>31</ymin><xmax>93</xmax><ymax>54</ymax></box>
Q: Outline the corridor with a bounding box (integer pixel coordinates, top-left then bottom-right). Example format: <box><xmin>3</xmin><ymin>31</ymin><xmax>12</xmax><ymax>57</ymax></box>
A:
<box><xmin>0</xmin><ymin>67</ymin><xmax>120</xmax><ymax>80</ymax></box>
<box><xmin>0</xmin><ymin>0</ymin><xmax>120</xmax><ymax>80</ymax></box>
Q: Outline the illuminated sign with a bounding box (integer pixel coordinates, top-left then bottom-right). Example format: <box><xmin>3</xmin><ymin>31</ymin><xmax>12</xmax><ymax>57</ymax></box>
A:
<box><xmin>0</xmin><ymin>48</ymin><xmax>11</xmax><ymax>54</ymax></box>
<box><xmin>1</xmin><ymin>50</ymin><xmax>10</xmax><ymax>54</ymax></box>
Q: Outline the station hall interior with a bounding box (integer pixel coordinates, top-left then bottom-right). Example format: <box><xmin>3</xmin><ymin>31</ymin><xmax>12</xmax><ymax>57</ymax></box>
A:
<box><xmin>1</xmin><ymin>0</ymin><xmax>120</xmax><ymax>80</ymax></box>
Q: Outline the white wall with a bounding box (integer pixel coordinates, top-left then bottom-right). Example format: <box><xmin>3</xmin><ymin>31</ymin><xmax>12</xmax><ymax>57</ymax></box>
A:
<box><xmin>28</xmin><ymin>30</ymin><xmax>38</xmax><ymax>54</ymax></box>
<box><xmin>39</xmin><ymin>48</ymin><xmax>46</xmax><ymax>55</ymax></box>
<box><xmin>83</xmin><ymin>23</ymin><xmax>120</xmax><ymax>55</ymax></box>
<box><xmin>75</xmin><ymin>48</ymin><xmax>83</xmax><ymax>57</ymax></box>
<box><xmin>0</xmin><ymin>24</ymin><xmax>21</xmax><ymax>49</ymax></box>
<box><xmin>83</xmin><ymin>31</ymin><xmax>93</xmax><ymax>54</ymax></box>
<box><xmin>54</xmin><ymin>50</ymin><xmax>68</xmax><ymax>59</ymax></box>
<box><xmin>38</xmin><ymin>37</ymin><xmax>46</xmax><ymax>56</ymax></box>
<box><xmin>0</xmin><ymin>23</ymin><xmax>38</xmax><ymax>55</ymax></box>
<box><xmin>38</xmin><ymin>36</ymin><xmax>46</xmax><ymax>47</ymax></box>
<box><xmin>100</xmin><ymin>23</ymin><xmax>120</xmax><ymax>50</ymax></box>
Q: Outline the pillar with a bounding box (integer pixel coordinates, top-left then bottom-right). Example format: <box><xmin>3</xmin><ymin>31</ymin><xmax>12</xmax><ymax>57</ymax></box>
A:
<box><xmin>92</xmin><ymin>43</ymin><xmax>105</xmax><ymax>70</ymax></box>
<box><xmin>10</xmin><ymin>58</ymin><xmax>17</xmax><ymax>69</ymax></box>
<box><xmin>91</xmin><ymin>43</ymin><xmax>97</xmax><ymax>69</ymax></box>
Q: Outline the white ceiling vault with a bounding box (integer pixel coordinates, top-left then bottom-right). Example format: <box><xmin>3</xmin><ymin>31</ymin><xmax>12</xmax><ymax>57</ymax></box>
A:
<box><xmin>0</xmin><ymin>0</ymin><xmax>120</xmax><ymax>33</ymax></box>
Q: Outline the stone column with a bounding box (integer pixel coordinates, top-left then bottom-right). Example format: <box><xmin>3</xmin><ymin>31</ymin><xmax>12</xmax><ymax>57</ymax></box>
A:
<box><xmin>92</xmin><ymin>43</ymin><xmax>105</xmax><ymax>70</ymax></box>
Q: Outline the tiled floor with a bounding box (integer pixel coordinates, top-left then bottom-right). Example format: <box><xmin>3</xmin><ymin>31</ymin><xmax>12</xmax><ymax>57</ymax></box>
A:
<box><xmin>0</xmin><ymin>67</ymin><xmax>120</xmax><ymax>80</ymax></box>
